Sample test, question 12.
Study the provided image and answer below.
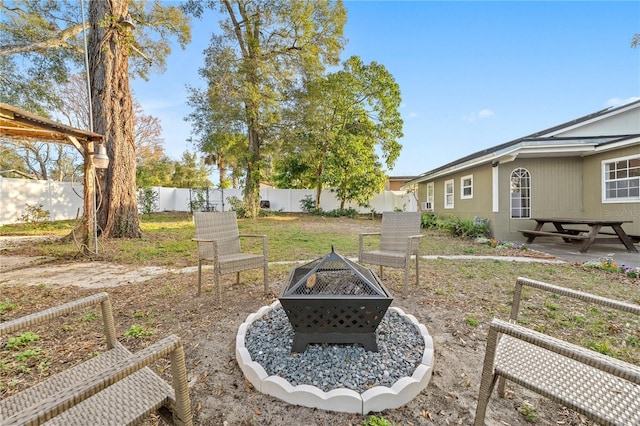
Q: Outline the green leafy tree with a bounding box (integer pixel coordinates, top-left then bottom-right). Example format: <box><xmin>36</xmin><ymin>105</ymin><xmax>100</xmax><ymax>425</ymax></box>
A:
<box><xmin>136</xmin><ymin>157</ymin><xmax>175</xmax><ymax>187</ymax></box>
<box><xmin>184</xmin><ymin>0</ymin><xmax>346</xmax><ymax>217</ymax></box>
<box><xmin>280</xmin><ymin>56</ymin><xmax>403</xmax><ymax>208</ymax></box>
<box><xmin>171</xmin><ymin>151</ymin><xmax>212</xmax><ymax>188</ymax></box>
<box><xmin>185</xmin><ymin>42</ymin><xmax>248</xmax><ymax>190</ymax></box>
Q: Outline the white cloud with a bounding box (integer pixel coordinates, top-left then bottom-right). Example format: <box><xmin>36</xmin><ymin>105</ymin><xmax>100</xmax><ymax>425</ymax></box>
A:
<box><xmin>462</xmin><ymin>109</ymin><xmax>495</xmax><ymax>122</ymax></box>
<box><xmin>604</xmin><ymin>97</ymin><xmax>640</xmax><ymax>108</ymax></box>
<box><xmin>462</xmin><ymin>113</ymin><xmax>476</xmax><ymax>122</ymax></box>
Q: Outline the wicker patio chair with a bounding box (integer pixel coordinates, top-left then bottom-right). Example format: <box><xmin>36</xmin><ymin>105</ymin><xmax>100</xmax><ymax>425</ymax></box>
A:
<box><xmin>474</xmin><ymin>277</ymin><xmax>640</xmax><ymax>425</ymax></box>
<box><xmin>0</xmin><ymin>292</ymin><xmax>193</xmax><ymax>426</ymax></box>
<box><xmin>358</xmin><ymin>211</ymin><xmax>423</xmax><ymax>295</ymax></box>
<box><xmin>192</xmin><ymin>211</ymin><xmax>268</xmax><ymax>302</ymax></box>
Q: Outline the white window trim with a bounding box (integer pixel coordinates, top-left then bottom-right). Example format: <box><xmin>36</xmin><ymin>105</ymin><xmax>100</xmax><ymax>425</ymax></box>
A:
<box><xmin>422</xmin><ymin>182</ymin><xmax>435</xmax><ymax>211</ymax></box>
<box><xmin>510</xmin><ymin>168</ymin><xmax>531</xmax><ymax>219</ymax></box>
<box><xmin>460</xmin><ymin>175</ymin><xmax>473</xmax><ymax>199</ymax></box>
<box><xmin>444</xmin><ymin>179</ymin><xmax>454</xmax><ymax>209</ymax></box>
<box><xmin>601</xmin><ymin>154</ymin><xmax>640</xmax><ymax>204</ymax></box>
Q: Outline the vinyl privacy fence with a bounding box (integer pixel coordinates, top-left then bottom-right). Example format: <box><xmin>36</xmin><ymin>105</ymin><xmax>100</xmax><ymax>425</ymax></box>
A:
<box><xmin>0</xmin><ymin>177</ymin><xmax>417</xmax><ymax>225</ymax></box>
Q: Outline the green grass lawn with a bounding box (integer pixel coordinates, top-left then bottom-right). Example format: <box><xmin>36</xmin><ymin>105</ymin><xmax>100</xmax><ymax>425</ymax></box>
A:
<box><xmin>3</xmin><ymin>211</ymin><xmax>638</xmax><ymax>365</ymax></box>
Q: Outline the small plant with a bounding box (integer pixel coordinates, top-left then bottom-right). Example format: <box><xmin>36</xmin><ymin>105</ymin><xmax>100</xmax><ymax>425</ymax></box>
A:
<box><xmin>466</xmin><ymin>317</ymin><xmax>479</xmax><ymax>327</ymax></box>
<box><xmin>137</xmin><ymin>187</ymin><xmax>159</xmax><ymax>216</ymax></box>
<box><xmin>518</xmin><ymin>403</ymin><xmax>538</xmax><ymax>421</ymax></box>
<box><xmin>585</xmin><ymin>339</ymin><xmax>613</xmax><ymax>356</ymax></box>
<box><xmin>420</xmin><ymin>212</ymin><xmax>439</xmax><ymax>229</ymax></box>
<box><xmin>82</xmin><ymin>312</ymin><xmax>97</xmax><ymax>322</ymax></box>
<box><xmin>15</xmin><ymin>348</ymin><xmax>41</xmax><ymax>362</ymax></box>
<box><xmin>362</xmin><ymin>415</ymin><xmax>394</xmax><ymax>426</ymax></box>
<box><xmin>38</xmin><ymin>360</ymin><xmax>52</xmax><ymax>376</ymax></box>
<box><xmin>226</xmin><ymin>196</ymin><xmax>247</xmax><ymax>217</ymax></box>
<box><xmin>17</xmin><ymin>203</ymin><xmax>50</xmax><ymax>224</ymax></box>
<box><xmin>123</xmin><ymin>324</ymin><xmax>155</xmax><ymax>339</ymax></box>
<box><xmin>5</xmin><ymin>332</ymin><xmax>39</xmax><ymax>349</ymax></box>
<box><xmin>0</xmin><ymin>299</ymin><xmax>18</xmax><ymax>314</ymax></box>
<box><xmin>299</xmin><ymin>195</ymin><xmax>323</xmax><ymax>215</ymax></box>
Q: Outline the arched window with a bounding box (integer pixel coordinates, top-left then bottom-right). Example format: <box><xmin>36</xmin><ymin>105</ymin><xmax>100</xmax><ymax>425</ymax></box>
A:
<box><xmin>510</xmin><ymin>168</ymin><xmax>531</xmax><ymax>218</ymax></box>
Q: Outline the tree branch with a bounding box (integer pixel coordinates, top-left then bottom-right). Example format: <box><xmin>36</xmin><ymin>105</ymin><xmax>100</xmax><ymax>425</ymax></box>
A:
<box><xmin>0</xmin><ymin>23</ymin><xmax>86</xmax><ymax>56</ymax></box>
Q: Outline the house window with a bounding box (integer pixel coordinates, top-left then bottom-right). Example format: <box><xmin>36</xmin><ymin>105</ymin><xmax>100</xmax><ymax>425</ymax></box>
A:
<box><xmin>461</xmin><ymin>175</ymin><xmax>473</xmax><ymax>199</ymax></box>
<box><xmin>602</xmin><ymin>155</ymin><xmax>640</xmax><ymax>202</ymax></box>
<box><xmin>444</xmin><ymin>179</ymin><xmax>454</xmax><ymax>209</ymax></box>
<box><xmin>421</xmin><ymin>182</ymin><xmax>434</xmax><ymax>211</ymax></box>
<box><xmin>510</xmin><ymin>168</ymin><xmax>530</xmax><ymax>218</ymax></box>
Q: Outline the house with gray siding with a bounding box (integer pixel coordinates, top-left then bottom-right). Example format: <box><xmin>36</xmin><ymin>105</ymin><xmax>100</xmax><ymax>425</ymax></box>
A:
<box><xmin>404</xmin><ymin>100</ymin><xmax>640</xmax><ymax>242</ymax></box>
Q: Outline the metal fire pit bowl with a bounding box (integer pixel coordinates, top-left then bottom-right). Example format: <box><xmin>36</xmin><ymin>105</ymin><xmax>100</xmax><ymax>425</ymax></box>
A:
<box><xmin>279</xmin><ymin>246</ymin><xmax>393</xmax><ymax>352</ymax></box>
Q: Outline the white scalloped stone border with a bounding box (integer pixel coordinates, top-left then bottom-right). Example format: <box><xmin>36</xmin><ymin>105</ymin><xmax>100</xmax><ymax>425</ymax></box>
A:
<box><xmin>236</xmin><ymin>301</ymin><xmax>434</xmax><ymax>414</ymax></box>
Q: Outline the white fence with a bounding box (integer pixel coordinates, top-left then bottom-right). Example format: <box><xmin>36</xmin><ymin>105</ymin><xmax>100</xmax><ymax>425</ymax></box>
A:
<box><xmin>0</xmin><ymin>177</ymin><xmax>417</xmax><ymax>225</ymax></box>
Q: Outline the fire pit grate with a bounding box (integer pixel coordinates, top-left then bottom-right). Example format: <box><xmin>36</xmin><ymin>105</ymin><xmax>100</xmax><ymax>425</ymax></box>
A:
<box><xmin>279</xmin><ymin>246</ymin><xmax>393</xmax><ymax>352</ymax></box>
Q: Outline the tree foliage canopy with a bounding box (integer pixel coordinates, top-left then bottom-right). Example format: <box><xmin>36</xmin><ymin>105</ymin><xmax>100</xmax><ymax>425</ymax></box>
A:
<box><xmin>277</xmin><ymin>56</ymin><xmax>403</xmax><ymax>208</ymax></box>
<box><xmin>184</xmin><ymin>0</ymin><xmax>346</xmax><ymax>217</ymax></box>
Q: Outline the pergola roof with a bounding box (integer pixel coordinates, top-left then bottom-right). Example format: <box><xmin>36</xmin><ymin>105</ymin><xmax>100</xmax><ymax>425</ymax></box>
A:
<box><xmin>0</xmin><ymin>102</ymin><xmax>103</xmax><ymax>144</ymax></box>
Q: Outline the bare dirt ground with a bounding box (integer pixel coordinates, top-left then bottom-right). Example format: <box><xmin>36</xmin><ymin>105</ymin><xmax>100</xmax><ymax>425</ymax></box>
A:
<box><xmin>0</xmin><ymin>229</ymin><xmax>625</xmax><ymax>426</ymax></box>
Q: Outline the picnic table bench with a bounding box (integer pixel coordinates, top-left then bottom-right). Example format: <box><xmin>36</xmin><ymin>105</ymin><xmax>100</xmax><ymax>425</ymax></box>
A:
<box><xmin>519</xmin><ymin>217</ymin><xmax>638</xmax><ymax>253</ymax></box>
<box><xmin>474</xmin><ymin>277</ymin><xmax>640</xmax><ymax>425</ymax></box>
<box><xmin>0</xmin><ymin>292</ymin><xmax>193</xmax><ymax>426</ymax></box>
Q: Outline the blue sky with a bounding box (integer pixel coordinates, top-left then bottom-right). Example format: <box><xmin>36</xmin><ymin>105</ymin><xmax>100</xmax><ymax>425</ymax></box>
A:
<box><xmin>132</xmin><ymin>1</ymin><xmax>640</xmax><ymax>177</ymax></box>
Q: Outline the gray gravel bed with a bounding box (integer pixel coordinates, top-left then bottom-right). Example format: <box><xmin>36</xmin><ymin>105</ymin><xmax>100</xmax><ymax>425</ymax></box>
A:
<box><xmin>244</xmin><ymin>306</ymin><xmax>425</xmax><ymax>394</ymax></box>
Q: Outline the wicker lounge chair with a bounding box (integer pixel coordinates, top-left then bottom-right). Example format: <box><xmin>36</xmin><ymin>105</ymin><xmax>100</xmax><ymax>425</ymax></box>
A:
<box><xmin>358</xmin><ymin>211</ymin><xmax>423</xmax><ymax>295</ymax></box>
<box><xmin>192</xmin><ymin>211</ymin><xmax>268</xmax><ymax>302</ymax></box>
<box><xmin>474</xmin><ymin>277</ymin><xmax>640</xmax><ymax>425</ymax></box>
<box><xmin>0</xmin><ymin>292</ymin><xmax>193</xmax><ymax>426</ymax></box>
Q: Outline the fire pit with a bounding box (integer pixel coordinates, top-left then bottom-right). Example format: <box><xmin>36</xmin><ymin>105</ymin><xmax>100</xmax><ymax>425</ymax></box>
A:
<box><xmin>279</xmin><ymin>246</ymin><xmax>393</xmax><ymax>352</ymax></box>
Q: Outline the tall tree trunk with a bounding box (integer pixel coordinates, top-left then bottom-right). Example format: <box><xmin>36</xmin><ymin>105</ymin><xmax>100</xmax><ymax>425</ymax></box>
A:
<box><xmin>244</xmin><ymin>125</ymin><xmax>261</xmax><ymax>218</ymax></box>
<box><xmin>89</xmin><ymin>0</ymin><xmax>141</xmax><ymax>238</ymax></box>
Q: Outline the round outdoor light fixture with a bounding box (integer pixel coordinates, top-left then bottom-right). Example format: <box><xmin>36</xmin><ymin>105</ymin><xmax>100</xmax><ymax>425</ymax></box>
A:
<box><xmin>92</xmin><ymin>143</ymin><xmax>109</xmax><ymax>169</ymax></box>
<box><xmin>120</xmin><ymin>15</ymin><xmax>136</xmax><ymax>30</ymax></box>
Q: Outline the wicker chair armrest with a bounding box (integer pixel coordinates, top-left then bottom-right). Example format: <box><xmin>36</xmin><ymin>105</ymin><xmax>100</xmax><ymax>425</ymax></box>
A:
<box><xmin>4</xmin><ymin>335</ymin><xmax>193</xmax><ymax>426</ymax></box>
<box><xmin>406</xmin><ymin>234</ymin><xmax>424</xmax><ymax>253</ymax></box>
<box><xmin>191</xmin><ymin>237</ymin><xmax>236</xmax><ymax>243</ymax></box>
<box><xmin>491</xmin><ymin>318</ymin><xmax>640</xmax><ymax>385</ymax></box>
<box><xmin>0</xmin><ymin>293</ymin><xmax>117</xmax><ymax>349</ymax></box>
<box><xmin>510</xmin><ymin>277</ymin><xmax>640</xmax><ymax>322</ymax></box>
<box><xmin>359</xmin><ymin>232</ymin><xmax>381</xmax><ymax>237</ymax></box>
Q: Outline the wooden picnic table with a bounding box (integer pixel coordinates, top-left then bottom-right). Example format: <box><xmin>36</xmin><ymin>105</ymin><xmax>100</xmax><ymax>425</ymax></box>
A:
<box><xmin>519</xmin><ymin>218</ymin><xmax>638</xmax><ymax>253</ymax></box>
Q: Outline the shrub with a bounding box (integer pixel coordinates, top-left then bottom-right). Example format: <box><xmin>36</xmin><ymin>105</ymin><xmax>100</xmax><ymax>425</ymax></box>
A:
<box><xmin>420</xmin><ymin>212</ymin><xmax>439</xmax><ymax>229</ymax></box>
<box><xmin>226</xmin><ymin>196</ymin><xmax>247</xmax><ymax>217</ymax></box>
<box><xmin>137</xmin><ymin>187</ymin><xmax>159</xmax><ymax>215</ymax></box>
<box><xmin>17</xmin><ymin>204</ymin><xmax>49</xmax><ymax>224</ymax></box>
<box><xmin>299</xmin><ymin>195</ymin><xmax>323</xmax><ymax>215</ymax></box>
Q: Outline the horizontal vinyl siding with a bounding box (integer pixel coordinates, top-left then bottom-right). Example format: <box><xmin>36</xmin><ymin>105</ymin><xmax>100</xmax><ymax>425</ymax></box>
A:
<box><xmin>418</xmin><ymin>165</ymin><xmax>495</xmax><ymax>222</ymax></box>
<box><xmin>582</xmin><ymin>146</ymin><xmax>640</xmax><ymax>236</ymax></box>
<box><xmin>506</xmin><ymin>158</ymin><xmax>584</xmax><ymax>235</ymax></box>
